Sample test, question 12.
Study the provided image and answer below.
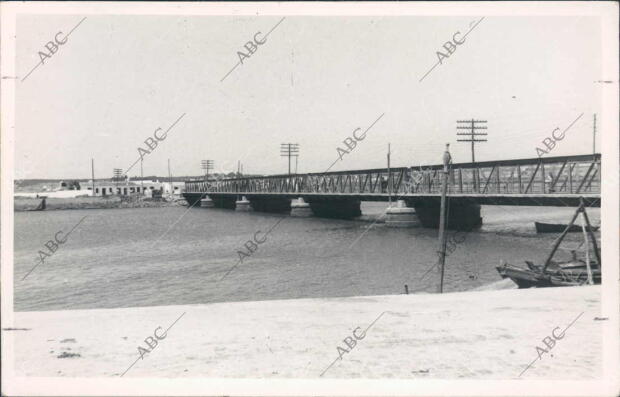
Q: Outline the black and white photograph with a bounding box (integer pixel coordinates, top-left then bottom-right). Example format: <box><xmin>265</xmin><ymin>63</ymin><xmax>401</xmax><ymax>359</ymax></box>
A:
<box><xmin>1</xmin><ymin>1</ymin><xmax>619</xmax><ymax>396</ymax></box>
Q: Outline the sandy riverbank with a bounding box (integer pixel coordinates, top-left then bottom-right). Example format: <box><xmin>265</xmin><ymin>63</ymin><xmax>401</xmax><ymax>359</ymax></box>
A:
<box><xmin>6</xmin><ymin>283</ymin><xmax>602</xmax><ymax>379</ymax></box>
<box><xmin>13</xmin><ymin>196</ymin><xmax>187</xmax><ymax>211</ymax></box>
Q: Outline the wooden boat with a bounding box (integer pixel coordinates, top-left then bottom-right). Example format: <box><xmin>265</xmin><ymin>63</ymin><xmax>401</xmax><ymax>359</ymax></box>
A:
<box><xmin>497</xmin><ymin>198</ymin><xmax>601</xmax><ymax>288</ymax></box>
<box><xmin>535</xmin><ymin>221</ymin><xmax>598</xmax><ymax>233</ymax></box>
<box><xmin>33</xmin><ymin>196</ymin><xmax>47</xmax><ymax>211</ymax></box>
<box><xmin>496</xmin><ymin>262</ymin><xmax>549</xmax><ymax>288</ymax></box>
<box><xmin>497</xmin><ymin>259</ymin><xmax>601</xmax><ymax>288</ymax></box>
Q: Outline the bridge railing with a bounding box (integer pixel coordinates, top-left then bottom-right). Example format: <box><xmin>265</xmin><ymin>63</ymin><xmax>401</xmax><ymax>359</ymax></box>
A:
<box><xmin>185</xmin><ymin>154</ymin><xmax>600</xmax><ymax>196</ymax></box>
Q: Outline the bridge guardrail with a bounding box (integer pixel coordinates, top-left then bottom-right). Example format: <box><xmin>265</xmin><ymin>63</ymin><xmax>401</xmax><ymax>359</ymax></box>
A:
<box><xmin>184</xmin><ymin>154</ymin><xmax>601</xmax><ymax>197</ymax></box>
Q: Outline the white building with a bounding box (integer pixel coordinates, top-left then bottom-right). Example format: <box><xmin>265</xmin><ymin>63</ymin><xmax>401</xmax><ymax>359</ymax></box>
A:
<box><xmin>91</xmin><ymin>180</ymin><xmax>184</xmax><ymax>197</ymax></box>
<box><xmin>161</xmin><ymin>181</ymin><xmax>185</xmax><ymax>195</ymax></box>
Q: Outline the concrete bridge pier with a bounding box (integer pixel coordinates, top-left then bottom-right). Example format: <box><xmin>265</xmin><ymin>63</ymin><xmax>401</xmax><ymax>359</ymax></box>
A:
<box><xmin>411</xmin><ymin>199</ymin><xmax>482</xmax><ymax>230</ymax></box>
<box><xmin>184</xmin><ymin>193</ymin><xmax>202</xmax><ymax>207</ymax></box>
<box><xmin>248</xmin><ymin>196</ymin><xmax>291</xmax><ymax>213</ymax></box>
<box><xmin>200</xmin><ymin>195</ymin><xmax>215</xmax><ymax>208</ymax></box>
<box><xmin>290</xmin><ymin>197</ymin><xmax>312</xmax><ymax>217</ymax></box>
<box><xmin>307</xmin><ymin>198</ymin><xmax>361</xmax><ymax>219</ymax></box>
<box><xmin>385</xmin><ymin>200</ymin><xmax>421</xmax><ymax>227</ymax></box>
<box><xmin>235</xmin><ymin>196</ymin><xmax>252</xmax><ymax>212</ymax></box>
<box><xmin>211</xmin><ymin>195</ymin><xmax>237</xmax><ymax>209</ymax></box>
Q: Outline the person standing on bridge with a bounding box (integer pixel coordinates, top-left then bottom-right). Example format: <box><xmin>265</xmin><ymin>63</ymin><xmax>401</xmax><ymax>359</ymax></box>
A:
<box><xmin>443</xmin><ymin>144</ymin><xmax>452</xmax><ymax>169</ymax></box>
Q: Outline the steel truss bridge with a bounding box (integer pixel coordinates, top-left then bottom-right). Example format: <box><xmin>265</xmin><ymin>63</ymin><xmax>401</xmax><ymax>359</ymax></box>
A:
<box><xmin>185</xmin><ymin>154</ymin><xmax>601</xmax><ymax>207</ymax></box>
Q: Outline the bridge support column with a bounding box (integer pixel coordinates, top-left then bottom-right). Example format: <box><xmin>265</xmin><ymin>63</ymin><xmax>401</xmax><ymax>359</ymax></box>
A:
<box><xmin>235</xmin><ymin>196</ymin><xmax>252</xmax><ymax>212</ymax></box>
<box><xmin>307</xmin><ymin>198</ymin><xmax>361</xmax><ymax>219</ymax></box>
<box><xmin>247</xmin><ymin>196</ymin><xmax>291</xmax><ymax>213</ymax></box>
<box><xmin>200</xmin><ymin>196</ymin><xmax>214</xmax><ymax>208</ymax></box>
<box><xmin>183</xmin><ymin>193</ymin><xmax>203</xmax><ymax>207</ymax></box>
<box><xmin>290</xmin><ymin>197</ymin><xmax>312</xmax><ymax>217</ymax></box>
<box><xmin>211</xmin><ymin>195</ymin><xmax>236</xmax><ymax>209</ymax></box>
<box><xmin>412</xmin><ymin>199</ymin><xmax>482</xmax><ymax>230</ymax></box>
<box><xmin>385</xmin><ymin>200</ymin><xmax>420</xmax><ymax>227</ymax></box>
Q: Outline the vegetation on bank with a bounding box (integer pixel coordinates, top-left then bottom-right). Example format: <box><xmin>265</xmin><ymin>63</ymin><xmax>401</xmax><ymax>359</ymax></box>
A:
<box><xmin>14</xmin><ymin>196</ymin><xmax>187</xmax><ymax>211</ymax></box>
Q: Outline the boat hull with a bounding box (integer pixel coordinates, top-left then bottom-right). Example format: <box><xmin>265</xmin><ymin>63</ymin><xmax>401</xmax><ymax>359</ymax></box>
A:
<box><xmin>496</xmin><ymin>261</ymin><xmax>601</xmax><ymax>288</ymax></box>
<box><xmin>534</xmin><ymin>222</ymin><xmax>599</xmax><ymax>233</ymax></box>
<box><xmin>496</xmin><ymin>263</ymin><xmax>552</xmax><ymax>288</ymax></box>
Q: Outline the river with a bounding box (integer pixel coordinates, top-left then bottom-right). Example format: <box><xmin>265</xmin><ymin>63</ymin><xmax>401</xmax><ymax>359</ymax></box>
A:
<box><xmin>14</xmin><ymin>203</ymin><xmax>600</xmax><ymax>311</ymax></box>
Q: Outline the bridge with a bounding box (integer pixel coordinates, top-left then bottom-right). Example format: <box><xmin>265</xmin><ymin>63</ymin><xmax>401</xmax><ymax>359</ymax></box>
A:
<box><xmin>183</xmin><ymin>154</ymin><xmax>601</xmax><ymax>228</ymax></box>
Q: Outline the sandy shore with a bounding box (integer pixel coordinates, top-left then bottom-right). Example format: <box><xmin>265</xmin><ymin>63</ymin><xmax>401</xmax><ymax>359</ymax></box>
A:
<box><xmin>7</xmin><ymin>283</ymin><xmax>602</xmax><ymax>379</ymax></box>
<box><xmin>13</xmin><ymin>196</ymin><xmax>186</xmax><ymax>211</ymax></box>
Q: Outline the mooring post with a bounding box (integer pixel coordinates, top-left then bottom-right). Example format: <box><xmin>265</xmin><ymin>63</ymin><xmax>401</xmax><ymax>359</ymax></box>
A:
<box><xmin>387</xmin><ymin>143</ymin><xmax>392</xmax><ymax>206</ymax></box>
<box><xmin>580</xmin><ymin>212</ymin><xmax>593</xmax><ymax>285</ymax></box>
<box><xmin>437</xmin><ymin>143</ymin><xmax>451</xmax><ymax>293</ymax></box>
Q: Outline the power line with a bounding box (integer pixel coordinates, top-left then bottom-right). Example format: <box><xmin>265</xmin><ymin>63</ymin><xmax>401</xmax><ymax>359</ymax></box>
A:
<box><xmin>113</xmin><ymin>168</ymin><xmax>123</xmax><ymax>187</ymax></box>
<box><xmin>201</xmin><ymin>159</ymin><xmax>214</xmax><ymax>180</ymax></box>
<box><xmin>280</xmin><ymin>143</ymin><xmax>299</xmax><ymax>175</ymax></box>
<box><xmin>456</xmin><ymin>119</ymin><xmax>488</xmax><ymax>192</ymax></box>
<box><xmin>592</xmin><ymin>113</ymin><xmax>596</xmax><ymax>155</ymax></box>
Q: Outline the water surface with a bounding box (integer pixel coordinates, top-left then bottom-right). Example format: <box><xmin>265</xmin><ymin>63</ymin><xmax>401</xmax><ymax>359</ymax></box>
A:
<box><xmin>14</xmin><ymin>203</ymin><xmax>600</xmax><ymax>311</ymax></box>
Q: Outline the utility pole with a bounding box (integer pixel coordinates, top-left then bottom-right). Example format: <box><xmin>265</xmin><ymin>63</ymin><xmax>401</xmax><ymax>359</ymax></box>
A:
<box><xmin>387</xmin><ymin>143</ymin><xmax>391</xmax><ymax>205</ymax></box>
<box><xmin>437</xmin><ymin>143</ymin><xmax>452</xmax><ymax>293</ymax></box>
<box><xmin>457</xmin><ymin>119</ymin><xmax>487</xmax><ymax>192</ymax></box>
<box><xmin>201</xmin><ymin>160</ymin><xmax>214</xmax><ymax>180</ymax></box>
<box><xmin>91</xmin><ymin>159</ymin><xmax>95</xmax><ymax>196</ymax></box>
<box><xmin>113</xmin><ymin>168</ymin><xmax>123</xmax><ymax>187</ymax></box>
<box><xmin>280</xmin><ymin>143</ymin><xmax>299</xmax><ymax>175</ymax></box>
<box><xmin>168</xmin><ymin>159</ymin><xmax>172</xmax><ymax>196</ymax></box>
<box><xmin>140</xmin><ymin>159</ymin><xmax>144</xmax><ymax>197</ymax></box>
<box><xmin>593</xmin><ymin>113</ymin><xmax>597</xmax><ymax>155</ymax></box>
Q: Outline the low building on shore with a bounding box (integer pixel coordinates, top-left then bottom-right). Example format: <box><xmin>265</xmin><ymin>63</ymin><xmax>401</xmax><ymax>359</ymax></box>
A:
<box><xmin>14</xmin><ymin>178</ymin><xmax>185</xmax><ymax>198</ymax></box>
<box><xmin>91</xmin><ymin>180</ymin><xmax>184</xmax><ymax>197</ymax></box>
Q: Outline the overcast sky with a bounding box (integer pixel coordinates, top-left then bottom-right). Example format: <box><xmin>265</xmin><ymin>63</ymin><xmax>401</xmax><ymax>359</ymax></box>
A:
<box><xmin>16</xmin><ymin>14</ymin><xmax>602</xmax><ymax>179</ymax></box>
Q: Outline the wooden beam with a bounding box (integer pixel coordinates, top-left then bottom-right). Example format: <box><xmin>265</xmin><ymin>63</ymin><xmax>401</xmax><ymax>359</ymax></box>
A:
<box><xmin>576</xmin><ymin>161</ymin><xmax>595</xmax><ymax>194</ymax></box>
<box><xmin>524</xmin><ymin>163</ymin><xmax>540</xmax><ymax>194</ymax></box>
<box><xmin>543</xmin><ymin>200</ymin><xmax>583</xmax><ymax>271</ymax></box>
<box><xmin>413</xmin><ymin>171</ymin><xmax>423</xmax><ymax>193</ymax></box>
<box><xmin>495</xmin><ymin>165</ymin><xmax>501</xmax><ymax>193</ymax></box>
<box><xmin>584</xmin><ymin>164</ymin><xmax>599</xmax><ymax>192</ymax></box>
<box><xmin>541</xmin><ymin>162</ymin><xmax>546</xmax><ymax>194</ymax></box>
<box><xmin>361</xmin><ymin>173</ymin><xmax>369</xmax><ymax>192</ymax></box>
<box><xmin>581</xmin><ymin>205</ymin><xmax>601</xmax><ymax>265</ymax></box>
<box><xmin>482</xmin><ymin>166</ymin><xmax>495</xmax><ymax>194</ymax></box>
<box><xmin>394</xmin><ymin>169</ymin><xmax>404</xmax><ymax>194</ymax></box>
<box><xmin>550</xmin><ymin>160</ymin><xmax>567</xmax><ymax>191</ymax></box>
<box><xmin>429</xmin><ymin>170</ymin><xmax>437</xmax><ymax>191</ymax></box>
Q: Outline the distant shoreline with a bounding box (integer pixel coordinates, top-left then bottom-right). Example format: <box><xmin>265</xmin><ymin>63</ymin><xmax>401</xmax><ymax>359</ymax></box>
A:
<box><xmin>13</xmin><ymin>196</ymin><xmax>187</xmax><ymax>212</ymax></box>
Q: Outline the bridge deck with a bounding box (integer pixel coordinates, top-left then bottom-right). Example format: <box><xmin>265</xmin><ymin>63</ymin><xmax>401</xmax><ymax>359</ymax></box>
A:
<box><xmin>185</xmin><ymin>154</ymin><xmax>601</xmax><ymax>207</ymax></box>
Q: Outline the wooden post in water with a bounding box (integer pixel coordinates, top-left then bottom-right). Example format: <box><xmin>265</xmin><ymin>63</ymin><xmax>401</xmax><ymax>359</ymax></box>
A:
<box><xmin>581</xmin><ymin>205</ymin><xmax>601</xmax><ymax>266</ymax></box>
<box><xmin>580</xmin><ymin>214</ymin><xmax>593</xmax><ymax>285</ymax></box>
<box><xmin>593</xmin><ymin>113</ymin><xmax>597</xmax><ymax>155</ymax></box>
<box><xmin>387</xmin><ymin>143</ymin><xmax>392</xmax><ymax>205</ymax></box>
<box><xmin>437</xmin><ymin>143</ymin><xmax>451</xmax><ymax>293</ymax></box>
<box><xmin>91</xmin><ymin>158</ymin><xmax>95</xmax><ymax>196</ymax></box>
<box><xmin>168</xmin><ymin>159</ymin><xmax>173</xmax><ymax>197</ymax></box>
<box><xmin>543</xmin><ymin>200</ymin><xmax>582</xmax><ymax>271</ymax></box>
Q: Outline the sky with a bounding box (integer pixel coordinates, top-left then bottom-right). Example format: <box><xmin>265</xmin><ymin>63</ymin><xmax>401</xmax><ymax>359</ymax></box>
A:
<box><xmin>15</xmin><ymin>14</ymin><xmax>603</xmax><ymax>179</ymax></box>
